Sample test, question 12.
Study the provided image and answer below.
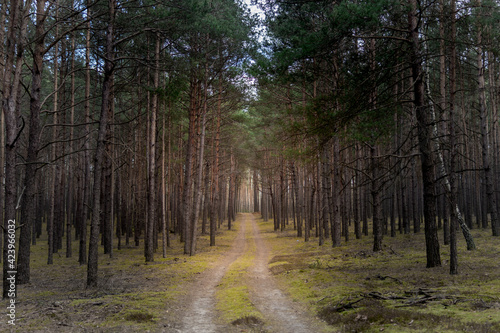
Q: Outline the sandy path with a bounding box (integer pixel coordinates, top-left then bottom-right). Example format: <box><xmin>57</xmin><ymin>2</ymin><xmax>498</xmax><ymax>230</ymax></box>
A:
<box><xmin>247</xmin><ymin>214</ymin><xmax>324</xmax><ymax>333</ymax></box>
<box><xmin>180</xmin><ymin>221</ymin><xmax>247</xmax><ymax>333</ymax></box>
<box><xmin>179</xmin><ymin>213</ymin><xmax>325</xmax><ymax>332</ymax></box>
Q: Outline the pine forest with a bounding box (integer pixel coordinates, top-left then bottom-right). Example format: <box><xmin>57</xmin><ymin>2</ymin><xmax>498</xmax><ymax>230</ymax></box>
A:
<box><xmin>1</xmin><ymin>0</ymin><xmax>500</xmax><ymax>332</ymax></box>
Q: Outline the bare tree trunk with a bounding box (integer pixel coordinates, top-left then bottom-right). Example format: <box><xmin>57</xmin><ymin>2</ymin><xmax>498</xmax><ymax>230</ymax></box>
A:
<box><xmin>87</xmin><ymin>0</ymin><xmax>115</xmax><ymax>287</ymax></box>
<box><xmin>488</xmin><ymin>45</ymin><xmax>499</xmax><ymax>230</ymax></box>
<box><xmin>253</xmin><ymin>169</ymin><xmax>259</xmax><ymax>213</ymax></box>
<box><xmin>202</xmin><ymin>162</ymin><xmax>210</xmax><ymax>235</ymax></box>
<box><xmin>353</xmin><ymin>145</ymin><xmax>361</xmax><ymax>239</ymax></box>
<box><xmin>190</xmin><ymin>112</ymin><xmax>207</xmax><ymax>255</ymax></box>
<box><xmin>317</xmin><ymin>153</ymin><xmax>324</xmax><ymax>245</ymax></box>
<box><xmin>17</xmin><ymin>0</ymin><xmax>49</xmax><ymax>284</ymax></box>
<box><xmin>439</xmin><ymin>0</ymin><xmax>450</xmax><ymax>242</ymax></box>
<box><xmin>280</xmin><ymin>159</ymin><xmax>286</xmax><ymax>231</ymax></box>
<box><xmin>145</xmin><ymin>34</ymin><xmax>160</xmax><ymax>262</ymax></box>
<box><xmin>79</xmin><ymin>6</ymin><xmax>92</xmax><ymax>265</ymax></box>
<box><xmin>0</xmin><ymin>0</ymin><xmax>6</xmax><ymax>264</ymax></box>
<box><xmin>2</xmin><ymin>0</ymin><xmax>32</xmax><ymax>298</ymax></box>
<box><xmin>331</xmin><ymin>138</ymin><xmax>341</xmax><ymax>247</ymax></box>
<box><xmin>227</xmin><ymin>149</ymin><xmax>234</xmax><ymax>230</ymax></box>
<box><xmin>48</xmin><ymin>6</ymin><xmax>60</xmax><ymax>263</ymax></box>
<box><xmin>423</xmin><ymin>17</ymin><xmax>476</xmax><ymax>250</ymax></box>
<box><xmin>476</xmin><ymin>3</ymin><xmax>499</xmax><ymax>236</ymax></box>
<box><xmin>64</xmin><ymin>26</ymin><xmax>76</xmax><ymax>259</ymax></box>
<box><xmin>161</xmin><ymin>103</ymin><xmax>168</xmax><ymax>257</ymax></box>
<box><xmin>210</xmin><ymin>89</ymin><xmax>221</xmax><ymax>246</ymax></box>
<box><xmin>449</xmin><ymin>0</ymin><xmax>458</xmax><ymax>275</ymax></box>
<box><xmin>408</xmin><ymin>0</ymin><xmax>441</xmax><ymax>268</ymax></box>
<box><xmin>371</xmin><ymin>145</ymin><xmax>383</xmax><ymax>252</ymax></box>
<box><xmin>291</xmin><ymin>162</ymin><xmax>302</xmax><ymax>237</ymax></box>
<box><xmin>182</xmin><ymin>77</ymin><xmax>198</xmax><ymax>254</ymax></box>
<box><xmin>306</xmin><ymin>177</ymin><xmax>314</xmax><ymax>242</ymax></box>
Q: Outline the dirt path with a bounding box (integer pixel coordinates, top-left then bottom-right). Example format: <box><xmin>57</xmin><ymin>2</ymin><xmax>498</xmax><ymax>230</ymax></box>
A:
<box><xmin>179</xmin><ymin>213</ymin><xmax>325</xmax><ymax>333</ymax></box>
<box><xmin>247</xmin><ymin>214</ymin><xmax>323</xmax><ymax>333</ymax></box>
<box><xmin>180</xmin><ymin>220</ymin><xmax>247</xmax><ymax>333</ymax></box>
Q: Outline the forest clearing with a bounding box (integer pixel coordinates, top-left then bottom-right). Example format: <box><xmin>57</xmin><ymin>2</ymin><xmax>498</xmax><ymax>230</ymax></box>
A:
<box><xmin>1</xmin><ymin>213</ymin><xmax>499</xmax><ymax>332</ymax></box>
<box><xmin>3</xmin><ymin>0</ymin><xmax>500</xmax><ymax>331</ymax></box>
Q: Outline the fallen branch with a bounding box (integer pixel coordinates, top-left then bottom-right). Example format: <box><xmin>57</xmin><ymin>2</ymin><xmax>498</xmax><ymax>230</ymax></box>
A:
<box><xmin>375</xmin><ymin>274</ymin><xmax>402</xmax><ymax>284</ymax></box>
<box><xmin>332</xmin><ymin>298</ymin><xmax>364</xmax><ymax>312</ymax></box>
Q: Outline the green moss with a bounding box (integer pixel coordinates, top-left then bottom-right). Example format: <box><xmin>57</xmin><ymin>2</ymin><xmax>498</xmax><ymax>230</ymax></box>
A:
<box><xmin>217</xmin><ymin>285</ymin><xmax>261</xmax><ymax>322</ymax></box>
<box><xmin>2</xmin><ymin>214</ymin><xmax>243</xmax><ymax>332</ymax></box>
<box><xmin>253</xmin><ymin>216</ymin><xmax>500</xmax><ymax>333</ymax></box>
<box><xmin>269</xmin><ymin>260</ymin><xmax>290</xmax><ymax>268</ymax></box>
<box><xmin>215</xmin><ymin>219</ymin><xmax>264</xmax><ymax>324</ymax></box>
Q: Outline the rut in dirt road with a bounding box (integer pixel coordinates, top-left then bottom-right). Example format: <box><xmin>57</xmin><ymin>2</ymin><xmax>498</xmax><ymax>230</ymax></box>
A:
<box><xmin>246</xmin><ymin>214</ymin><xmax>323</xmax><ymax>333</ymax></box>
<box><xmin>180</xmin><ymin>213</ymin><xmax>325</xmax><ymax>333</ymax></box>
<box><xmin>180</xmin><ymin>220</ymin><xmax>247</xmax><ymax>333</ymax></box>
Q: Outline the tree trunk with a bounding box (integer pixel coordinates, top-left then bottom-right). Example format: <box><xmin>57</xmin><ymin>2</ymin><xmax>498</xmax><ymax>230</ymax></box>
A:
<box><xmin>87</xmin><ymin>0</ymin><xmax>115</xmax><ymax>287</ymax></box>
<box><xmin>2</xmin><ymin>0</ymin><xmax>32</xmax><ymax>298</ymax></box>
<box><xmin>449</xmin><ymin>0</ymin><xmax>459</xmax><ymax>275</ymax></box>
<box><xmin>210</xmin><ymin>90</ymin><xmax>221</xmax><ymax>246</ymax></box>
<box><xmin>66</xmin><ymin>27</ymin><xmax>77</xmax><ymax>259</ymax></box>
<box><xmin>79</xmin><ymin>7</ymin><xmax>92</xmax><ymax>265</ymax></box>
<box><xmin>331</xmin><ymin>138</ymin><xmax>341</xmax><ymax>247</ymax></box>
<box><xmin>408</xmin><ymin>0</ymin><xmax>441</xmax><ymax>268</ymax></box>
<box><xmin>182</xmin><ymin>77</ymin><xmax>198</xmax><ymax>254</ymax></box>
<box><xmin>371</xmin><ymin>145</ymin><xmax>383</xmax><ymax>252</ymax></box>
<box><xmin>353</xmin><ymin>145</ymin><xmax>361</xmax><ymax>239</ymax></box>
<box><xmin>422</xmin><ymin>17</ymin><xmax>476</xmax><ymax>251</ymax></box>
<box><xmin>145</xmin><ymin>34</ymin><xmax>160</xmax><ymax>262</ymax></box>
<box><xmin>161</xmin><ymin>102</ymin><xmax>168</xmax><ymax>257</ymax></box>
<box><xmin>190</xmin><ymin>112</ymin><xmax>207</xmax><ymax>255</ymax></box>
<box><xmin>253</xmin><ymin>169</ymin><xmax>259</xmax><ymax>213</ymax></box>
<box><xmin>228</xmin><ymin>150</ymin><xmax>234</xmax><ymax>230</ymax></box>
<box><xmin>476</xmin><ymin>6</ymin><xmax>499</xmax><ymax>236</ymax></box>
<box><xmin>17</xmin><ymin>0</ymin><xmax>48</xmax><ymax>284</ymax></box>
<box><xmin>291</xmin><ymin>162</ymin><xmax>302</xmax><ymax>238</ymax></box>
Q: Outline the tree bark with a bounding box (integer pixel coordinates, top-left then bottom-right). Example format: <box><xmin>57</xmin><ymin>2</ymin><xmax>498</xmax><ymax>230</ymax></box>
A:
<box><xmin>371</xmin><ymin>145</ymin><xmax>383</xmax><ymax>252</ymax></box>
<box><xmin>79</xmin><ymin>5</ymin><xmax>92</xmax><ymax>265</ymax></box>
<box><xmin>17</xmin><ymin>0</ymin><xmax>50</xmax><ymax>284</ymax></box>
<box><xmin>2</xmin><ymin>0</ymin><xmax>32</xmax><ymax>298</ymax></box>
<box><xmin>228</xmin><ymin>149</ymin><xmax>234</xmax><ymax>230</ymax></box>
<box><xmin>87</xmin><ymin>0</ymin><xmax>115</xmax><ymax>287</ymax></box>
<box><xmin>182</xmin><ymin>76</ymin><xmax>198</xmax><ymax>254</ymax></box>
<box><xmin>190</xmin><ymin>112</ymin><xmax>207</xmax><ymax>255</ymax></box>
<box><xmin>408</xmin><ymin>0</ymin><xmax>441</xmax><ymax>268</ymax></box>
<box><xmin>331</xmin><ymin>137</ymin><xmax>341</xmax><ymax>247</ymax></box>
<box><xmin>476</xmin><ymin>3</ymin><xmax>499</xmax><ymax>236</ymax></box>
<box><xmin>449</xmin><ymin>0</ymin><xmax>458</xmax><ymax>275</ymax></box>
<box><xmin>145</xmin><ymin>34</ymin><xmax>160</xmax><ymax>262</ymax></box>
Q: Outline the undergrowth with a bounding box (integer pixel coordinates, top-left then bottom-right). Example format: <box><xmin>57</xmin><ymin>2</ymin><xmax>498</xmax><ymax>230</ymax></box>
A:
<box><xmin>2</xmin><ymin>214</ymin><xmax>499</xmax><ymax>333</ymax></box>
<box><xmin>259</xmin><ymin>217</ymin><xmax>500</xmax><ymax>333</ymax></box>
<box><xmin>0</xmin><ymin>222</ymin><xmax>239</xmax><ymax>332</ymax></box>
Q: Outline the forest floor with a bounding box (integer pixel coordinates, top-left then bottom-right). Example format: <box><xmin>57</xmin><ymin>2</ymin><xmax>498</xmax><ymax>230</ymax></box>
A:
<box><xmin>1</xmin><ymin>213</ymin><xmax>500</xmax><ymax>332</ymax></box>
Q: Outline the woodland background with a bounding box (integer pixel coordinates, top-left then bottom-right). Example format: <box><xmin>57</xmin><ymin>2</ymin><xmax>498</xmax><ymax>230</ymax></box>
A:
<box><xmin>2</xmin><ymin>0</ymin><xmax>500</xmax><ymax>299</ymax></box>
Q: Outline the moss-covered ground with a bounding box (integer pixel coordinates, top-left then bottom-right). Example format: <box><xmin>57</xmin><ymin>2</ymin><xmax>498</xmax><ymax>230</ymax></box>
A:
<box><xmin>2</xmin><ymin>214</ymin><xmax>499</xmax><ymax>333</ymax></box>
<box><xmin>258</xmin><ymin>217</ymin><xmax>500</xmax><ymax>332</ymax></box>
<box><xmin>0</xmin><ymin>225</ymin><xmax>240</xmax><ymax>332</ymax></box>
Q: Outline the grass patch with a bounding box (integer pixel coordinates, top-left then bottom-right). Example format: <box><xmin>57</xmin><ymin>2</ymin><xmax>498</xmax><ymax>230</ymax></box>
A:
<box><xmin>215</xmin><ymin>219</ymin><xmax>264</xmax><ymax>325</ymax></box>
<box><xmin>123</xmin><ymin>310</ymin><xmax>155</xmax><ymax>323</ymax></box>
<box><xmin>231</xmin><ymin>315</ymin><xmax>265</xmax><ymax>331</ymax></box>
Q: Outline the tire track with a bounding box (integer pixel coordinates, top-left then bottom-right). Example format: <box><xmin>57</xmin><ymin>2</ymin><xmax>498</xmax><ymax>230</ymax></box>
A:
<box><xmin>247</xmin><ymin>213</ymin><xmax>325</xmax><ymax>333</ymax></box>
<box><xmin>181</xmin><ymin>221</ymin><xmax>247</xmax><ymax>333</ymax></box>
<box><xmin>180</xmin><ymin>213</ymin><xmax>326</xmax><ymax>332</ymax></box>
